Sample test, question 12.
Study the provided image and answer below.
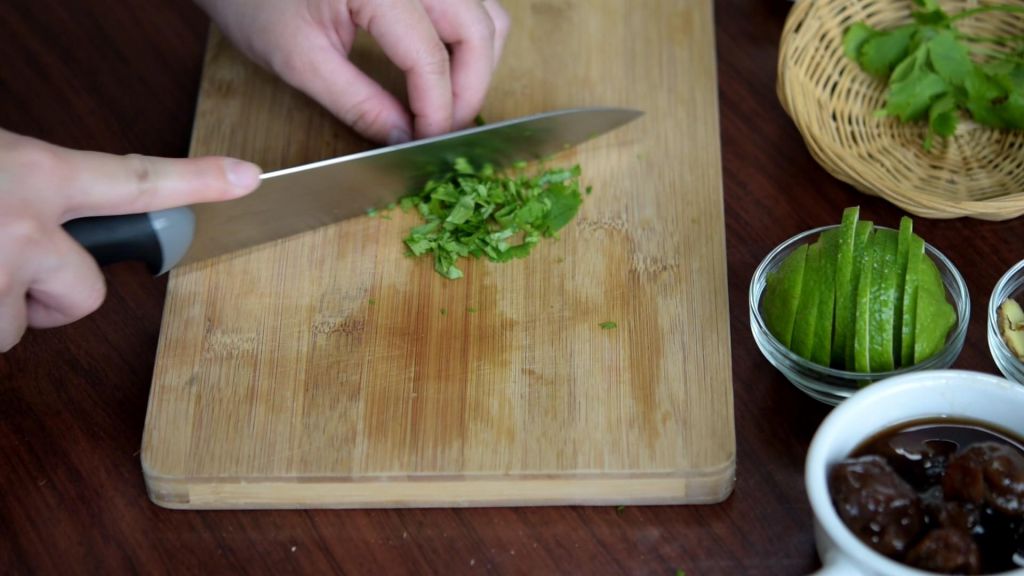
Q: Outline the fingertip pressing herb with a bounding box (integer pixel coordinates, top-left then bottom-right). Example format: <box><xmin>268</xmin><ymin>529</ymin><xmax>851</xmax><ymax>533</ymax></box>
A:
<box><xmin>599</xmin><ymin>321</ymin><xmax>618</xmax><ymax>330</ymax></box>
<box><xmin>401</xmin><ymin>157</ymin><xmax>585</xmax><ymax>280</ymax></box>
<box><xmin>844</xmin><ymin>0</ymin><xmax>1024</xmax><ymax>149</ymax></box>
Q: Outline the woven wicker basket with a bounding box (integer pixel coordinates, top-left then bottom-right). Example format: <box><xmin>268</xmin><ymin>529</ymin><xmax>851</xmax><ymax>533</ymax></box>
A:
<box><xmin>778</xmin><ymin>0</ymin><xmax>1024</xmax><ymax>220</ymax></box>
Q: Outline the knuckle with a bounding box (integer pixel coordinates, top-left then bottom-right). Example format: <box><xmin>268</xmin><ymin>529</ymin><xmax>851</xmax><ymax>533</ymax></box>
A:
<box><xmin>2</xmin><ymin>215</ymin><xmax>46</xmax><ymax>250</ymax></box>
<box><xmin>7</xmin><ymin>140</ymin><xmax>63</xmax><ymax>182</ymax></box>
<box><xmin>340</xmin><ymin>95</ymin><xmax>394</xmax><ymax>138</ymax></box>
<box><xmin>416</xmin><ymin>42</ymin><xmax>451</xmax><ymax>77</ymax></box>
<box><xmin>269</xmin><ymin>48</ymin><xmax>311</xmax><ymax>83</ymax></box>
<box><xmin>125</xmin><ymin>154</ymin><xmax>155</xmax><ymax>201</ymax></box>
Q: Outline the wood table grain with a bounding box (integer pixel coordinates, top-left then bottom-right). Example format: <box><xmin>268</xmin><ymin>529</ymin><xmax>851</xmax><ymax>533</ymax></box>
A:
<box><xmin>1</xmin><ymin>0</ymin><xmax>1020</xmax><ymax>573</ymax></box>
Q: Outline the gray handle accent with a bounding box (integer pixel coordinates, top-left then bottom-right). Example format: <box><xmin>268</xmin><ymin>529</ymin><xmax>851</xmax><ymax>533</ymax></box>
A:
<box><xmin>148</xmin><ymin>207</ymin><xmax>196</xmax><ymax>275</ymax></box>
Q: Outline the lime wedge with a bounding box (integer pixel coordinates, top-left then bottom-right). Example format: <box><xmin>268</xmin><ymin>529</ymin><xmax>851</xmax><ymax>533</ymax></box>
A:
<box><xmin>846</xmin><ymin>220</ymin><xmax>874</xmax><ymax>370</ymax></box>
<box><xmin>900</xmin><ymin>235</ymin><xmax>924</xmax><ymax>367</ymax></box>
<box><xmin>763</xmin><ymin>244</ymin><xmax>809</xmax><ymax>348</ymax></box>
<box><xmin>914</xmin><ymin>252</ymin><xmax>956</xmax><ymax>364</ymax></box>
<box><xmin>893</xmin><ymin>217</ymin><xmax>913</xmax><ymax>368</ymax></box>
<box><xmin>868</xmin><ymin>229</ymin><xmax>898</xmax><ymax>372</ymax></box>
<box><xmin>831</xmin><ymin>207</ymin><xmax>860</xmax><ymax>367</ymax></box>
<box><xmin>791</xmin><ymin>242</ymin><xmax>822</xmax><ymax>360</ymax></box>
<box><xmin>811</xmin><ymin>229</ymin><xmax>839</xmax><ymax>366</ymax></box>
<box><xmin>852</xmin><ymin>226</ymin><xmax>876</xmax><ymax>373</ymax></box>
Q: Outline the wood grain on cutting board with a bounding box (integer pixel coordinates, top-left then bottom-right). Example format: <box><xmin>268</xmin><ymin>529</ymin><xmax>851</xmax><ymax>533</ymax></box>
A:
<box><xmin>141</xmin><ymin>0</ymin><xmax>734</xmax><ymax>509</ymax></box>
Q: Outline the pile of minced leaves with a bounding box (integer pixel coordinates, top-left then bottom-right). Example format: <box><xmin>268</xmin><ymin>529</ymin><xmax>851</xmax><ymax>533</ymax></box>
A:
<box><xmin>396</xmin><ymin>157</ymin><xmax>586</xmax><ymax>279</ymax></box>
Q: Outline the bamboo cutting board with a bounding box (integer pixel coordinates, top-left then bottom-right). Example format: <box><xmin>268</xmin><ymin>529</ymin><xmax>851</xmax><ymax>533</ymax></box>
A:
<box><xmin>141</xmin><ymin>0</ymin><xmax>734</xmax><ymax>509</ymax></box>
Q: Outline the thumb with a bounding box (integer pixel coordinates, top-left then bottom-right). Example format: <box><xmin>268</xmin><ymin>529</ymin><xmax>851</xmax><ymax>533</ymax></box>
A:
<box><xmin>58</xmin><ymin>147</ymin><xmax>262</xmax><ymax>220</ymax></box>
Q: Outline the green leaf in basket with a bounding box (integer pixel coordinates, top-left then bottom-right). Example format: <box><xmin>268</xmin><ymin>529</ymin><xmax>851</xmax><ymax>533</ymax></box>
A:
<box><xmin>999</xmin><ymin>92</ymin><xmax>1024</xmax><ymax>130</ymax></box>
<box><xmin>881</xmin><ymin>69</ymin><xmax>949</xmax><ymax>122</ymax></box>
<box><xmin>844</xmin><ymin>1</ymin><xmax>1024</xmax><ymax>148</ymax></box>
<box><xmin>965</xmin><ymin>67</ymin><xmax>1008</xmax><ymax>128</ymax></box>
<box><xmin>859</xmin><ymin>25</ymin><xmax>917</xmax><ymax>78</ymax></box>
<box><xmin>844</xmin><ymin>22</ymin><xmax>877</xmax><ymax>61</ymax></box>
<box><xmin>912</xmin><ymin>0</ymin><xmax>950</xmax><ymax>26</ymax></box>
<box><xmin>926</xmin><ymin>93</ymin><xmax>958</xmax><ymax>149</ymax></box>
<box><xmin>928</xmin><ymin>30</ymin><xmax>972</xmax><ymax>87</ymax></box>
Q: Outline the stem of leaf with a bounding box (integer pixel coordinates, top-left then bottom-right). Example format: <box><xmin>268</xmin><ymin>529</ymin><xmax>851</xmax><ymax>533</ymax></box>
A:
<box><xmin>969</xmin><ymin>46</ymin><xmax>1024</xmax><ymax>65</ymax></box>
<box><xmin>951</xmin><ymin>5</ymin><xmax>1024</xmax><ymax>22</ymax></box>
<box><xmin>957</xmin><ymin>33</ymin><xmax>1024</xmax><ymax>46</ymax></box>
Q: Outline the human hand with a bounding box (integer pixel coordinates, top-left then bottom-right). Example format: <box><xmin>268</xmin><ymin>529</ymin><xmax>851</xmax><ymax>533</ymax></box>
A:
<box><xmin>0</xmin><ymin>128</ymin><xmax>262</xmax><ymax>352</ymax></box>
<box><xmin>195</xmin><ymin>0</ymin><xmax>510</xmax><ymax>144</ymax></box>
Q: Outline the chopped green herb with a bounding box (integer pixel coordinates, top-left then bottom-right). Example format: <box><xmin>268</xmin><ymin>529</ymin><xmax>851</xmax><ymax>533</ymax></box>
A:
<box><xmin>368</xmin><ymin>298</ymin><xmax>376</xmax><ymax>305</ymax></box>
<box><xmin>473</xmin><ymin>114</ymin><xmax>487</xmax><ymax>126</ymax></box>
<box><xmin>599</xmin><ymin>321</ymin><xmax>618</xmax><ymax>330</ymax></box>
<box><xmin>367</xmin><ymin>208</ymin><xmax>378</xmax><ymax>218</ymax></box>
<box><xmin>467</xmin><ymin>307</ymin><xmax>477</xmax><ymax>314</ymax></box>
<box><xmin>675</xmin><ymin>570</ymin><xmax>686</xmax><ymax>576</ymax></box>
<box><xmin>615</xmin><ymin>505</ymin><xmax>626</xmax><ymax>515</ymax></box>
<box><xmin>440</xmin><ymin>307</ymin><xmax>448</xmax><ymax>316</ymax></box>
<box><xmin>844</xmin><ymin>1</ymin><xmax>1024</xmax><ymax>148</ymax></box>
<box><xmin>401</xmin><ymin>157</ymin><xmax>585</xmax><ymax>279</ymax></box>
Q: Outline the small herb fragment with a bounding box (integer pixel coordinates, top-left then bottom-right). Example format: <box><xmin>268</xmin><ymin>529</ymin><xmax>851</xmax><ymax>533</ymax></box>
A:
<box><xmin>402</xmin><ymin>157</ymin><xmax>585</xmax><ymax>279</ymax></box>
<box><xmin>844</xmin><ymin>0</ymin><xmax>1024</xmax><ymax>148</ymax></box>
<box><xmin>599</xmin><ymin>321</ymin><xmax>618</xmax><ymax>330</ymax></box>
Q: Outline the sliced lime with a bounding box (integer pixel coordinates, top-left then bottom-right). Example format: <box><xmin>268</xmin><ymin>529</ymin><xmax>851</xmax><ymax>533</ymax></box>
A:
<box><xmin>763</xmin><ymin>244</ymin><xmax>809</xmax><ymax>348</ymax></box>
<box><xmin>831</xmin><ymin>207</ymin><xmax>860</xmax><ymax>367</ymax></box>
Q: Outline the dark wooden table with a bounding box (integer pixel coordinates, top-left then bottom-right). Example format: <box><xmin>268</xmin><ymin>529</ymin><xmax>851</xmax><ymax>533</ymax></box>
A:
<box><xmin>2</xmin><ymin>0</ymin><xmax>1021</xmax><ymax>574</ymax></box>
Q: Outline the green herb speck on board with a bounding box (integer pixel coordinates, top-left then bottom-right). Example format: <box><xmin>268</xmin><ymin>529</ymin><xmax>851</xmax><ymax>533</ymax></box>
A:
<box><xmin>440</xmin><ymin>307</ymin><xmax>448</xmax><ymax>316</ymax></box>
<box><xmin>368</xmin><ymin>298</ymin><xmax>376</xmax><ymax>305</ymax></box>
<box><xmin>599</xmin><ymin>321</ymin><xmax>617</xmax><ymax>330</ymax></box>
<box><xmin>467</xmin><ymin>307</ymin><xmax>477</xmax><ymax>314</ymax></box>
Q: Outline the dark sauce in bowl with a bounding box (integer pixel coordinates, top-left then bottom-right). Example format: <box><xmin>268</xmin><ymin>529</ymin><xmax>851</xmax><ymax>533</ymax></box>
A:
<box><xmin>828</xmin><ymin>419</ymin><xmax>1024</xmax><ymax>574</ymax></box>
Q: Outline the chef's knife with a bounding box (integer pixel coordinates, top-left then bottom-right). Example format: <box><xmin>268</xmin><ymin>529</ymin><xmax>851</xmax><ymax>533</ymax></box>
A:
<box><xmin>63</xmin><ymin>107</ymin><xmax>643</xmax><ymax>275</ymax></box>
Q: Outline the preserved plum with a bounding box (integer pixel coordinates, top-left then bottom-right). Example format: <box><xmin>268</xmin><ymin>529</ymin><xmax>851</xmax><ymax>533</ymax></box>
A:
<box><xmin>829</xmin><ymin>420</ymin><xmax>1024</xmax><ymax>574</ymax></box>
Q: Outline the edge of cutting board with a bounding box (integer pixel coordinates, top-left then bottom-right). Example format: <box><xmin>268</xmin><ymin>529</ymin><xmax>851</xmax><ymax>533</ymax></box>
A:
<box><xmin>143</xmin><ymin>465</ymin><xmax>736</xmax><ymax>509</ymax></box>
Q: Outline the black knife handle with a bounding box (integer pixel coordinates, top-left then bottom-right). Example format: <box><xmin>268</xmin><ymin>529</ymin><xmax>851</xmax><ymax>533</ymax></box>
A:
<box><xmin>63</xmin><ymin>207</ymin><xmax>196</xmax><ymax>276</ymax></box>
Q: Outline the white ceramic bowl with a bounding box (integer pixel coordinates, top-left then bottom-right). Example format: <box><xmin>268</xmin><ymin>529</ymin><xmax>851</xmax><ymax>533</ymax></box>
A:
<box><xmin>804</xmin><ymin>369</ymin><xmax>1024</xmax><ymax>575</ymax></box>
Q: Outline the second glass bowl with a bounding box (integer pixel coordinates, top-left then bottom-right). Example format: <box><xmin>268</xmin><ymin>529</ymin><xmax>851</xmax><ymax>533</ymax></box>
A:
<box><xmin>988</xmin><ymin>259</ymin><xmax>1024</xmax><ymax>385</ymax></box>
<box><xmin>750</xmin><ymin>225</ymin><xmax>971</xmax><ymax>405</ymax></box>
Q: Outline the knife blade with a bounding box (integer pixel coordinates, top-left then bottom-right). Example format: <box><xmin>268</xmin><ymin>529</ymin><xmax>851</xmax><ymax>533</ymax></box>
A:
<box><xmin>63</xmin><ymin>107</ymin><xmax>643</xmax><ymax>275</ymax></box>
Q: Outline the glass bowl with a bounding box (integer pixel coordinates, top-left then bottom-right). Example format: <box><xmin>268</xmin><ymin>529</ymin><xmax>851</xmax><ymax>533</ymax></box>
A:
<box><xmin>987</xmin><ymin>259</ymin><xmax>1024</xmax><ymax>384</ymax></box>
<box><xmin>749</xmin><ymin>225</ymin><xmax>971</xmax><ymax>405</ymax></box>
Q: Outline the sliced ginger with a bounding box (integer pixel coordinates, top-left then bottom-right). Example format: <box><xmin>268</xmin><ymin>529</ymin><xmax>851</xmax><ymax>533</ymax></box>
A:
<box><xmin>998</xmin><ymin>297</ymin><xmax>1024</xmax><ymax>361</ymax></box>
